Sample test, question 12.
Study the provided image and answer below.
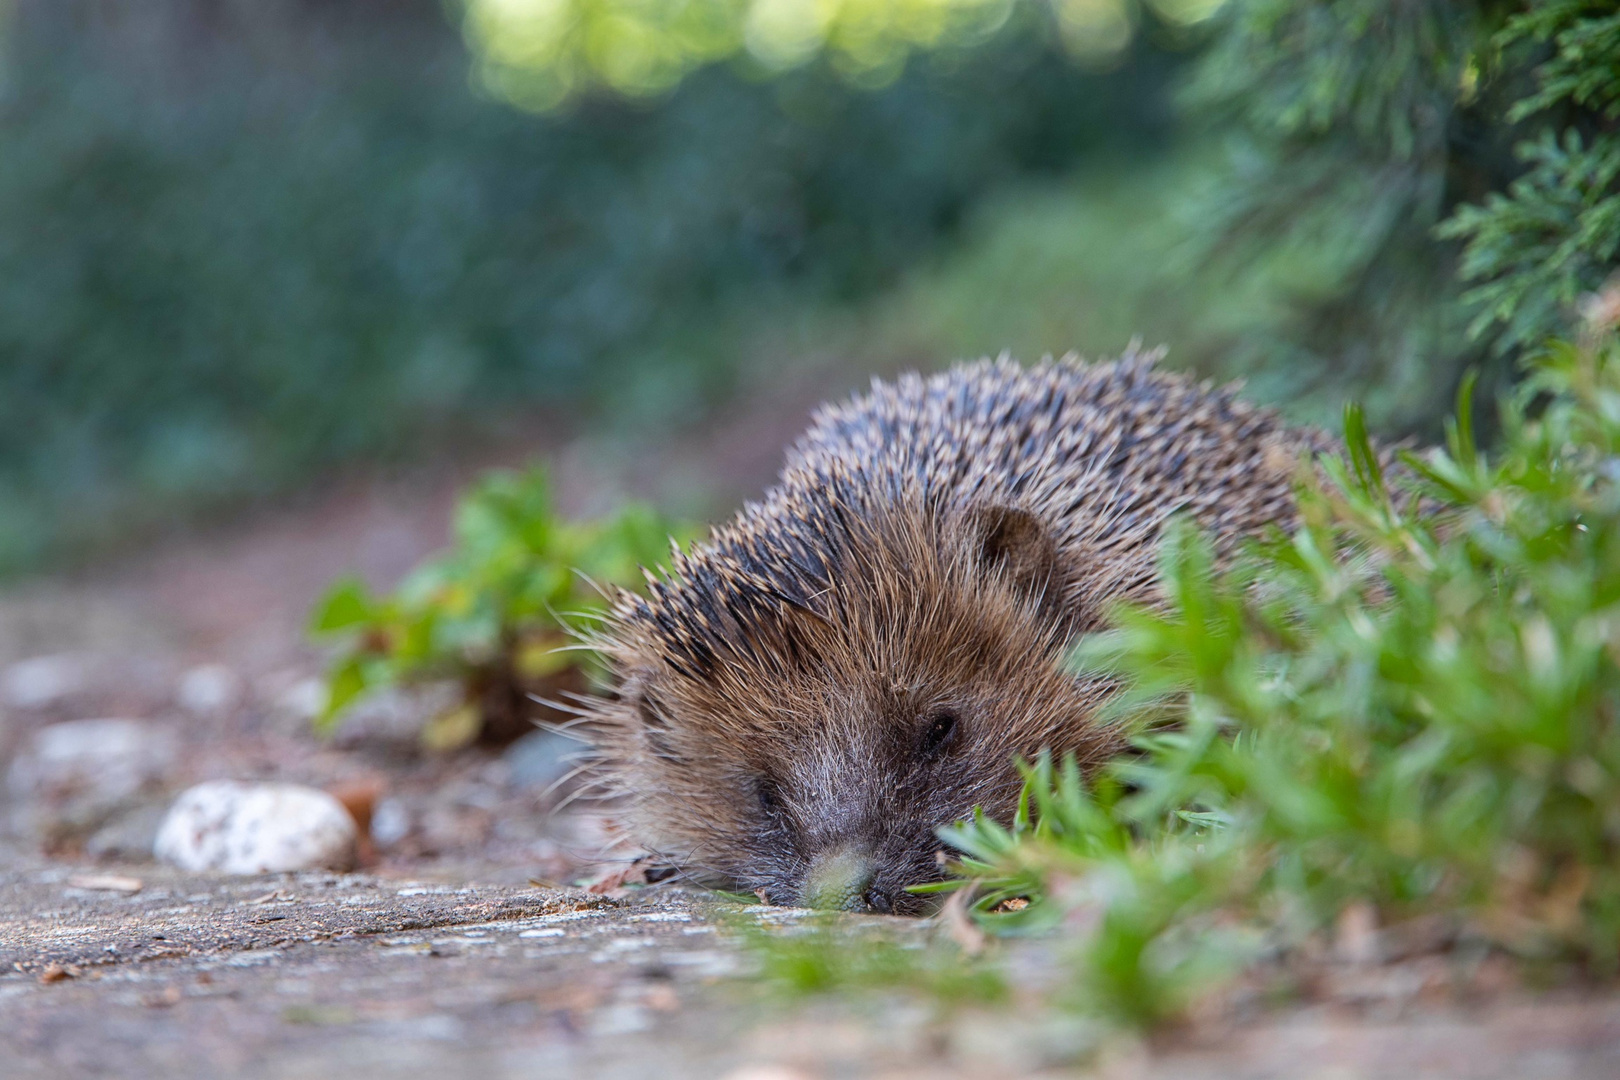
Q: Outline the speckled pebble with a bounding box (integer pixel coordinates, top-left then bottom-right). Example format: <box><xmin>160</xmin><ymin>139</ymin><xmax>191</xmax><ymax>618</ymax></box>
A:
<box><xmin>154</xmin><ymin>781</ymin><xmax>358</xmax><ymax>874</ymax></box>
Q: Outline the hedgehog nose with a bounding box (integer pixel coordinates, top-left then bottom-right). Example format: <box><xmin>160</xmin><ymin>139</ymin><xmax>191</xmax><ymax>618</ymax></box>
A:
<box><xmin>800</xmin><ymin>847</ymin><xmax>877</xmax><ymax>912</ymax></box>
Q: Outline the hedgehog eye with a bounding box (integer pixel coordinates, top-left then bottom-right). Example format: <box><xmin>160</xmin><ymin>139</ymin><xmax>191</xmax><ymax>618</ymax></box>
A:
<box><xmin>756</xmin><ymin>777</ymin><xmax>783</xmax><ymax>816</ymax></box>
<box><xmin>917</xmin><ymin>710</ymin><xmax>959</xmax><ymax>759</ymax></box>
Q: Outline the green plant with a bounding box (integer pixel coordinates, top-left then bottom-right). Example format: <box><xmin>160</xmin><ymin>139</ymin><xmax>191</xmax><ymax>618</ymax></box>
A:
<box><xmin>311</xmin><ymin>467</ymin><xmax>693</xmax><ymax>748</ymax></box>
<box><xmin>1185</xmin><ymin>0</ymin><xmax>1620</xmax><ymax>434</ymax></box>
<box><xmin>1441</xmin><ymin>4</ymin><xmax>1620</xmax><ymax>354</ymax></box>
<box><xmin>925</xmin><ymin>305</ymin><xmax>1620</xmax><ymax>1025</ymax></box>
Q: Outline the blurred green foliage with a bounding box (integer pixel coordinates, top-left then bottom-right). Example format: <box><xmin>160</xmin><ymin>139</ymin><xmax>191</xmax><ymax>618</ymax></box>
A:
<box><xmin>459</xmin><ymin>0</ymin><xmax>1620</xmax><ymax>436</ymax></box>
<box><xmin>753</xmin><ymin>917</ymin><xmax>1008</xmax><ymax>1003</ymax></box>
<box><xmin>926</xmin><ymin>312</ymin><xmax>1620</xmax><ymax>1025</ymax></box>
<box><xmin>311</xmin><ymin>467</ymin><xmax>692</xmax><ymax>747</ymax></box>
<box><xmin>848</xmin><ymin>152</ymin><xmax>1353</xmax><ymax>420</ymax></box>
<box><xmin>0</xmin><ymin>0</ymin><xmax>1175</xmax><ymax>574</ymax></box>
<box><xmin>461</xmin><ymin>0</ymin><xmax>1226</xmax><ymax>108</ymax></box>
<box><xmin>1185</xmin><ymin>0</ymin><xmax>1620</xmax><ymax>435</ymax></box>
<box><xmin>1441</xmin><ymin>5</ymin><xmax>1620</xmax><ymax>352</ymax></box>
<box><xmin>7</xmin><ymin>0</ymin><xmax>1617</xmax><ymax>578</ymax></box>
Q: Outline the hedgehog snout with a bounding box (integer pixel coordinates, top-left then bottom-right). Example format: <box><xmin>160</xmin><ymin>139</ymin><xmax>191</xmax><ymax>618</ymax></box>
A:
<box><xmin>799</xmin><ymin>845</ymin><xmax>895</xmax><ymax>913</ymax></box>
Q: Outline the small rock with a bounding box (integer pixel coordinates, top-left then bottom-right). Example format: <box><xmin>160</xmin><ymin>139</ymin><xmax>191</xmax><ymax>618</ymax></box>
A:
<box><xmin>271</xmin><ymin>676</ymin><xmax>328</xmax><ymax>725</ymax></box>
<box><xmin>154</xmin><ymin>781</ymin><xmax>358</xmax><ymax>874</ymax></box>
<box><xmin>503</xmin><ymin>728</ymin><xmax>581</xmax><ymax>792</ymax></box>
<box><xmin>7</xmin><ymin>719</ymin><xmax>177</xmax><ymax>801</ymax></box>
<box><xmin>175</xmin><ymin>664</ymin><xmax>243</xmax><ymax>716</ymax></box>
<box><xmin>2</xmin><ymin>654</ymin><xmax>88</xmax><ymax>710</ymax></box>
<box><xmin>369</xmin><ymin>797</ymin><xmax>412</xmax><ymax>848</ymax></box>
<box><xmin>6</xmin><ymin>719</ymin><xmax>178</xmax><ymax>841</ymax></box>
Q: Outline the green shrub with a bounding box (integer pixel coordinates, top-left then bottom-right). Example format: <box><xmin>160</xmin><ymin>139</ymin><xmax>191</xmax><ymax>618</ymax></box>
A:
<box><xmin>0</xmin><ymin>0</ymin><xmax>1176</xmax><ymax>575</ymax></box>
<box><xmin>1441</xmin><ymin>5</ymin><xmax>1620</xmax><ymax>354</ymax></box>
<box><xmin>311</xmin><ymin>467</ymin><xmax>694</xmax><ymax>748</ymax></box>
<box><xmin>1186</xmin><ymin>0</ymin><xmax>1620</xmax><ymax>434</ymax></box>
<box><xmin>924</xmin><ymin>306</ymin><xmax>1620</xmax><ymax>1025</ymax></box>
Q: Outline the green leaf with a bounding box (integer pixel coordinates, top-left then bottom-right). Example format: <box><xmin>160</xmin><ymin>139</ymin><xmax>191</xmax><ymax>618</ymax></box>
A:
<box><xmin>309</xmin><ymin>577</ymin><xmax>375</xmax><ymax>634</ymax></box>
<box><xmin>314</xmin><ymin>655</ymin><xmax>370</xmax><ymax>734</ymax></box>
<box><xmin>305</xmin><ymin>463</ymin><xmax>693</xmax><ymax>745</ymax></box>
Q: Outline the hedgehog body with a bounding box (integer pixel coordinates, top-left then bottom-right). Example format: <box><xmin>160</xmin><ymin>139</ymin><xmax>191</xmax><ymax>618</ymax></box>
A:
<box><xmin>589</xmin><ymin>349</ymin><xmax>1328</xmax><ymax>913</ymax></box>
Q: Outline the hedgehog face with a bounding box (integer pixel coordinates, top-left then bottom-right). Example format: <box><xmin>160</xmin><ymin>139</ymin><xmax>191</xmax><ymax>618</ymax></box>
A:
<box><xmin>595</xmin><ymin>502</ymin><xmax>1119</xmax><ymax>915</ymax></box>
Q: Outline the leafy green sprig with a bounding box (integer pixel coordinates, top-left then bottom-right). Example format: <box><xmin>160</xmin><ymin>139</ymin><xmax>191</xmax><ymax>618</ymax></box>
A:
<box><xmin>311</xmin><ymin>467</ymin><xmax>692</xmax><ymax>747</ymax></box>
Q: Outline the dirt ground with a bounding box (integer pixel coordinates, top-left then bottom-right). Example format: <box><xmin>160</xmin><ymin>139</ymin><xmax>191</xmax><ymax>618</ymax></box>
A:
<box><xmin>7</xmin><ymin>860</ymin><xmax>1620</xmax><ymax>1080</ymax></box>
<box><xmin>4</xmin><ymin>372</ymin><xmax>1620</xmax><ymax>1079</ymax></box>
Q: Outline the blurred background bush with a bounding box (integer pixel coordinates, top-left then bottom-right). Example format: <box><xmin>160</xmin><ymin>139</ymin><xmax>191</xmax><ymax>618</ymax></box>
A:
<box><xmin>1</xmin><ymin>0</ymin><xmax>1615</xmax><ymax>576</ymax></box>
<box><xmin>0</xmin><ymin>0</ymin><xmax>1175</xmax><ymax>573</ymax></box>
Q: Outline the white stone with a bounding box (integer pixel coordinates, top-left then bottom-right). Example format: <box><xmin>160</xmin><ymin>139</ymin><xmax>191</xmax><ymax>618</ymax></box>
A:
<box><xmin>176</xmin><ymin>664</ymin><xmax>243</xmax><ymax>716</ymax></box>
<box><xmin>368</xmin><ymin>797</ymin><xmax>412</xmax><ymax>847</ymax></box>
<box><xmin>273</xmin><ymin>677</ymin><xmax>328</xmax><ymax>723</ymax></box>
<box><xmin>154</xmin><ymin>781</ymin><xmax>358</xmax><ymax>874</ymax></box>
<box><xmin>6</xmin><ymin>718</ymin><xmax>178</xmax><ymax>841</ymax></box>
<box><xmin>2</xmin><ymin>654</ymin><xmax>87</xmax><ymax>709</ymax></box>
<box><xmin>7</xmin><ymin>718</ymin><xmax>177</xmax><ymax>807</ymax></box>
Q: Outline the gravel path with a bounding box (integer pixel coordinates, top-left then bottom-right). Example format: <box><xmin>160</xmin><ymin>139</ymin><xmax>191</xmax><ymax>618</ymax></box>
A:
<box><xmin>5</xmin><ymin>860</ymin><xmax>1620</xmax><ymax>1079</ymax></box>
<box><xmin>1</xmin><ymin>862</ymin><xmax>774</xmax><ymax>1079</ymax></box>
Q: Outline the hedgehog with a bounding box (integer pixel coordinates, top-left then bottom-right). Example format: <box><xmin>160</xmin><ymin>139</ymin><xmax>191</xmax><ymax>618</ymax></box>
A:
<box><xmin>585</xmin><ymin>347</ymin><xmax>1331</xmax><ymax>914</ymax></box>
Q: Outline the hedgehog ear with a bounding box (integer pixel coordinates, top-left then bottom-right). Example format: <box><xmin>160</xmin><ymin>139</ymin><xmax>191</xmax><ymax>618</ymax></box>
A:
<box><xmin>965</xmin><ymin>504</ymin><xmax>1060</xmax><ymax>604</ymax></box>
